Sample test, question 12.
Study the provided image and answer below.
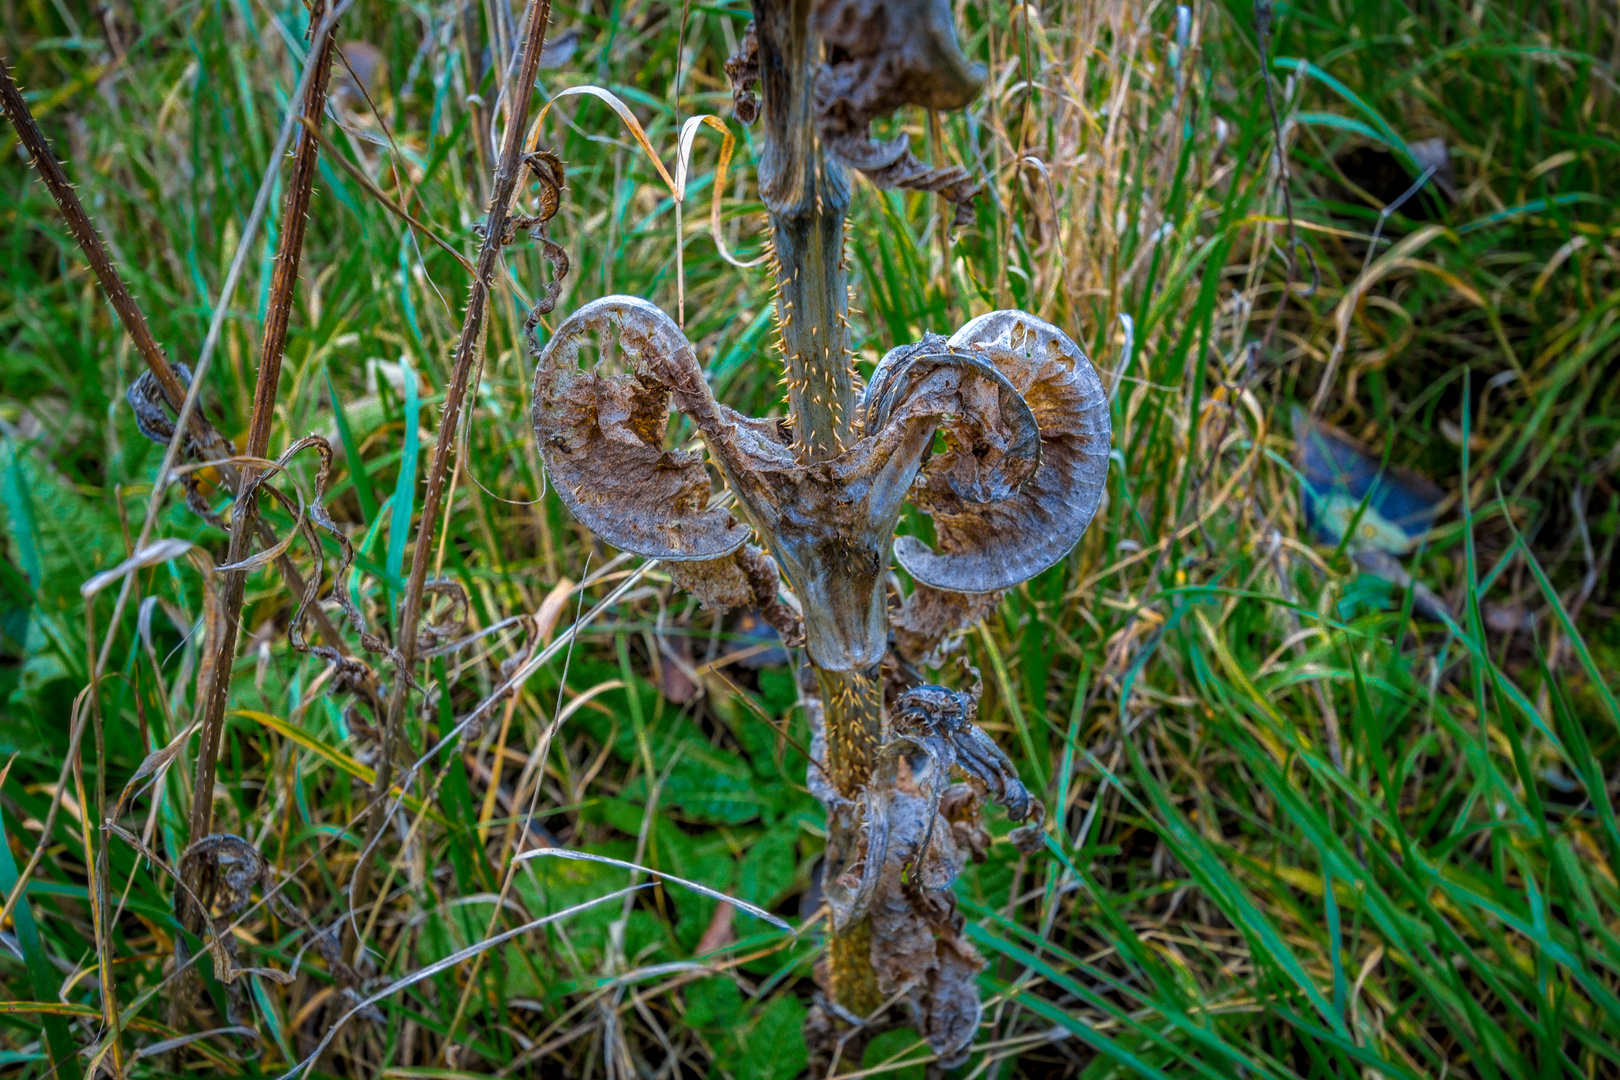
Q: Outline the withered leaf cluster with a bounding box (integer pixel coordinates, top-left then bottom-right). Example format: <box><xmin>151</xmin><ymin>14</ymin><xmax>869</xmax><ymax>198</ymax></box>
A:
<box><xmin>806</xmin><ymin>683</ymin><xmax>1044</xmax><ymax>1066</ymax></box>
<box><xmin>529</xmin><ymin>300</ymin><xmax>1109</xmax><ymax>673</ymax></box>
<box><xmin>812</xmin><ymin>0</ymin><xmax>986</xmax><ymax>230</ymax></box>
<box><xmin>527</xmin><ymin>299</ymin><xmax>1104</xmax><ymax>1062</ymax></box>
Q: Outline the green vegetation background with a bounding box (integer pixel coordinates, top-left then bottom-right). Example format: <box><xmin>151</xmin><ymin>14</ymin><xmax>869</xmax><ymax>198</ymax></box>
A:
<box><xmin>2</xmin><ymin>0</ymin><xmax>1619</xmax><ymax>1076</ymax></box>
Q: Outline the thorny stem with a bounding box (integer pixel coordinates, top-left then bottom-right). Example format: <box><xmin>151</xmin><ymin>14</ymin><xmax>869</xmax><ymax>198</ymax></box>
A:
<box><xmin>184</xmin><ymin>0</ymin><xmax>342</xmax><ymax>981</ymax></box>
<box><xmin>753</xmin><ymin>0</ymin><xmax>854</xmax><ymax>461</ymax></box>
<box><xmin>0</xmin><ymin>56</ymin><xmax>347</xmax><ymax>660</ymax></box>
<box><xmin>365</xmin><ymin>0</ymin><xmax>554</xmax><ymax>937</ymax></box>
<box><xmin>0</xmin><ymin>58</ymin><xmax>211</xmax><ymax>450</ymax></box>
<box><xmin>815</xmin><ymin>668</ymin><xmax>883</xmax><ymax>1014</ymax></box>
<box><xmin>751</xmin><ymin>0</ymin><xmax>878</xmax><ymax>1017</ymax></box>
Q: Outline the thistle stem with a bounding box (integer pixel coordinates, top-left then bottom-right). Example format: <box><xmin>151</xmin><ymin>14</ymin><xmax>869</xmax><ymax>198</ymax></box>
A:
<box><xmin>752</xmin><ymin>0</ymin><xmax>854</xmax><ymax>463</ymax></box>
<box><xmin>815</xmin><ymin>667</ymin><xmax>883</xmax><ymax>1014</ymax></box>
<box><xmin>750</xmin><ymin>0</ymin><xmax>881</xmax><ymax>1019</ymax></box>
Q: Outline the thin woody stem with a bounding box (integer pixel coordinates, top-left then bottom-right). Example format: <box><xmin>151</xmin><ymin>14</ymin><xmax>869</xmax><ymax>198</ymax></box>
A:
<box><xmin>0</xmin><ymin>57</ymin><xmax>210</xmax><ymax>448</ymax></box>
<box><xmin>360</xmin><ymin>0</ymin><xmax>554</xmax><ymax>934</ymax></box>
<box><xmin>188</xmin><ymin>0</ymin><xmax>341</xmax><ymax>852</ymax></box>
<box><xmin>0</xmin><ymin>56</ymin><xmax>347</xmax><ymax>659</ymax></box>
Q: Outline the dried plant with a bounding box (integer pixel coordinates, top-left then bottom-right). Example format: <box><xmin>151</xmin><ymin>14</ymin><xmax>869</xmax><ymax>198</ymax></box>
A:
<box><xmin>523</xmin><ymin>0</ymin><xmax>1111</xmax><ymax>1063</ymax></box>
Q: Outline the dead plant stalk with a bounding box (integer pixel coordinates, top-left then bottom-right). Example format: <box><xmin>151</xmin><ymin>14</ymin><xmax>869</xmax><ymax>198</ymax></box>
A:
<box><xmin>184</xmin><ymin>0</ymin><xmax>344</xmax><ymax>965</ymax></box>
<box><xmin>520</xmin><ymin>0</ymin><xmax>1111</xmax><ymax>1061</ymax></box>
<box><xmin>363</xmin><ymin>0</ymin><xmax>555</xmax><ymax>921</ymax></box>
<box><xmin>0</xmin><ymin>57</ymin><xmax>348</xmax><ymax>661</ymax></box>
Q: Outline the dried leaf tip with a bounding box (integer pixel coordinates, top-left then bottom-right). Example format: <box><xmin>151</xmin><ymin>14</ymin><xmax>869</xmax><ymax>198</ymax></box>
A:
<box><xmin>812</xmin><ymin>0</ymin><xmax>986</xmax><ymax>231</ymax></box>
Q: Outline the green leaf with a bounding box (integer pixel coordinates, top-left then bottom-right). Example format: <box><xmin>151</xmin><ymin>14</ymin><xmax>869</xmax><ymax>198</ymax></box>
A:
<box><xmin>387</xmin><ymin>356</ymin><xmax>420</xmax><ymax>620</ymax></box>
<box><xmin>327</xmin><ymin>370</ymin><xmax>379</xmax><ymax>522</ymax></box>
<box><xmin>0</xmin><ymin>809</ymin><xmax>81</xmax><ymax>1079</ymax></box>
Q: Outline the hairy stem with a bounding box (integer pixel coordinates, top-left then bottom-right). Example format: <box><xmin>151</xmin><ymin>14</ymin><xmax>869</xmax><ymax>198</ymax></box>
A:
<box><xmin>753</xmin><ymin>0</ymin><xmax>854</xmax><ymax>463</ymax></box>
<box><xmin>815</xmin><ymin>667</ymin><xmax>883</xmax><ymax>1014</ymax></box>
<box><xmin>361</xmin><ymin>0</ymin><xmax>554</xmax><ymax>937</ymax></box>
<box><xmin>183</xmin><ymin>0</ymin><xmax>341</xmax><ymax>979</ymax></box>
<box><xmin>751</xmin><ymin>0</ymin><xmax>880</xmax><ymax>1019</ymax></box>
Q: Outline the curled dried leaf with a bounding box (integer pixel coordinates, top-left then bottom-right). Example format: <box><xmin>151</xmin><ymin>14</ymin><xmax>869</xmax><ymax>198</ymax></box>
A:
<box><xmin>724</xmin><ymin>22</ymin><xmax>760</xmax><ymax>125</ymax></box>
<box><xmin>175</xmin><ymin>834</ymin><xmax>291</xmax><ymax>986</ymax></box>
<box><xmin>416</xmin><ymin>579</ymin><xmax>471</xmax><ymax>651</ymax></box>
<box><xmin>127</xmin><ymin>361</ymin><xmax>195</xmax><ymax>447</ymax></box>
<box><xmin>893</xmin><ymin>310</ymin><xmax>1111</xmax><ymax>594</ymax></box>
<box><xmin>126</xmin><ymin>362</ymin><xmax>231</xmax><ymax>523</ymax></box>
<box><xmin>671</xmin><ymin>543</ymin><xmax>807</xmax><ymax>650</ymax></box>
<box><xmin>530</xmin><ymin>295</ymin><xmax>752</xmax><ymax>561</ymax></box>
<box><xmin>891</xmin><ymin>583</ymin><xmax>1003</xmax><ymax>668</ymax></box>
<box><xmin>812</xmin><ymin>0</ymin><xmax>986</xmax><ymax>229</ymax></box>
<box><xmin>514</xmin><ymin>150</ymin><xmax>570</xmax><ymax>317</ymax></box>
<box><xmin>890</xmin><ymin>683</ymin><xmax>1043</xmax><ymax>830</ymax></box>
<box><xmin>666</xmin><ymin>551</ymin><xmax>756</xmax><ymax>610</ymax></box>
<box><xmin>863</xmin><ymin>335</ymin><xmax>1040</xmax><ymax>506</ymax></box>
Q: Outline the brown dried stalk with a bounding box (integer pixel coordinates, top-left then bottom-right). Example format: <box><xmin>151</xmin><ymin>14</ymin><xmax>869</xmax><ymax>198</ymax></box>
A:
<box><xmin>361</xmin><ymin>0</ymin><xmax>556</xmax><ymax>921</ymax></box>
<box><xmin>0</xmin><ymin>57</ymin><xmax>218</xmax><ymax>453</ymax></box>
<box><xmin>180</xmin><ymin>0</ymin><xmax>344</xmax><ymax>994</ymax></box>
<box><xmin>1</xmin><ymin>52</ymin><xmax>349</xmax><ymax>660</ymax></box>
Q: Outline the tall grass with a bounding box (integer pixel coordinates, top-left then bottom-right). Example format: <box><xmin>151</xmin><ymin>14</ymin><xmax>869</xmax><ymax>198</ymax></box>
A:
<box><xmin>2</xmin><ymin>0</ymin><xmax>1617</xmax><ymax>1076</ymax></box>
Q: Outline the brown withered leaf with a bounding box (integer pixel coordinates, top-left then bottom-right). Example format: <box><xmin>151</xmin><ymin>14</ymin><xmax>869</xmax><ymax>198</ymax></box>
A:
<box><xmin>892</xmin><ymin>310</ymin><xmax>1111</xmax><ymax>595</ymax></box>
<box><xmin>665</xmin><ymin>544</ymin><xmax>809</xmax><ymax>656</ymax></box>
<box><xmin>849</xmin><ymin>734</ymin><xmax>987</xmax><ymax>1066</ymax></box>
<box><xmin>667</xmin><ymin>552</ymin><xmax>756</xmax><ymax>610</ymax></box>
<box><xmin>889</xmin><ymin>683</ymin><xmax>1044</xmax><ymax>837</ymax></box>
<box><xmin>863</xmin><ymin>334</ymin><xmax>1040</xmax><ymax>505</ymax></box>
<box><xmin>512</xmin><ymin>150</ymin><xmax>569</xmax><ymax>317</ymax></box>
<box><xmin>724</xmin><ymin>21</ymin><xmax>760</xmax><ymax>125</ymax></box>
<box><xmin>812</xmin><ymin>0</ymin><xmax>986</xmax><ymax>230</ymax></box>
<box><xmin>891</xmin><ymin>583</ymin><xmax>1003</xmax><ymax>668</ymax></box>
<box><xmin>530</xmin><ymin>296</ymin><xmax>754</xmax><ymax>561</ymax></box>
<box><xmin>808</xmin><ymin>680</ymin><xmax>1048</xmax><ymax>1066</ymax></box>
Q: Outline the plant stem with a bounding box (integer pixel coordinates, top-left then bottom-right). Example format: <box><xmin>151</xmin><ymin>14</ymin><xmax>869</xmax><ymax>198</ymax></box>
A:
<box><xmin>0</xmin><ymin>57</ymin><xmax>347</xmax><ymax>657</ymax></box>
<box><xmin>184</xmin><ymin>0</ymin><xmax>341</xmax><ymax>954</ymax></box>
<box><xmin>752</xmin><ymin>0</ymin><xmax>854</xmax><ymax>463</ymax></box>
<box><xmin>361</xmin><ymin>0</ymin><xmax>554</xmax><ymax>933</ymax></box>
<box><xmin>750</xmin><ymin>0</ymin><xmax>880</xmax><ymax>1018</ymax></box>
<box><xmin>815</xmin><ymin>668</ymin><xmax>883</xmax><ymax>1014</ymax></box>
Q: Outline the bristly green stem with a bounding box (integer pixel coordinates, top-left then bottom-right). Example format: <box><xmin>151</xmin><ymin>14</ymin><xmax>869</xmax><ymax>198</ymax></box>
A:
<box><xmin>752</xmin><ymin>0</ymin><xmax>855</xmax><ymax>463</ymax></box>
<box><xmin>750</xmin><ymin>0</ymin><xmax>881</xmax><ymax>1018</ymax></box>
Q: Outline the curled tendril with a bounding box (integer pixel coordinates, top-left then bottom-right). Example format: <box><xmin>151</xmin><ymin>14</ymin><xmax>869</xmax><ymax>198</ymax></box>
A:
<box><xmin>890</xmin><ymin>310</ymin><xmax>1112</xmax><ymax>594</ymax></box>
<box><xmin>529</xmin><ymin>295</ymin><xmax>753</xmax><ymax>562</ymax></box>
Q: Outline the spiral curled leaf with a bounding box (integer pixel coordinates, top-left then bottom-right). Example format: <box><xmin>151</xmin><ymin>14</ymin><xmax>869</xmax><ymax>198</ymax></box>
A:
<box><xmin>862</xmin><ymin>334</ymin><xmax>1041</xmax><ymax>507</ymax></box>
<box><xmin>530</xmin><ymin>295</ymin><xmax>751</xmax><ymax>561</ymax></box>
<box><xmin>892</xmin><ymin>310</ymin><xmax>1111</xmax><ymax>593</ymax></box>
